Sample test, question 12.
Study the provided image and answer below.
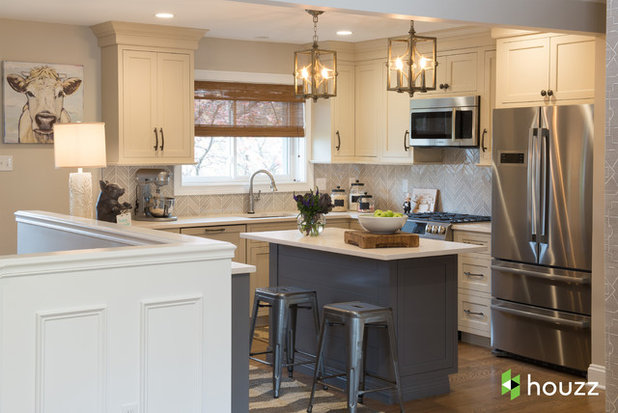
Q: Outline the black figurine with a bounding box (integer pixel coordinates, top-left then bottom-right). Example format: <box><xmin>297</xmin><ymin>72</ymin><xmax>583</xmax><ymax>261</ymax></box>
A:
<box><xmin>96</xmin><ymin>180</ymin><xmax>132</xmax><ymax>223</ymax></box>
<box><xmin>403</xmin><ymin>193</ymin><xmax>412</xmax><ymax>214</ymax></box>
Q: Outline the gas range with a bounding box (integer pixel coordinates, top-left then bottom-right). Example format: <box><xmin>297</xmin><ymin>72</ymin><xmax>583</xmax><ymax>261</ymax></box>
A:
<box><xmin>401</xmin><ymin>212</ymin><xmax>491</xmax><ymax>240</ymax></box>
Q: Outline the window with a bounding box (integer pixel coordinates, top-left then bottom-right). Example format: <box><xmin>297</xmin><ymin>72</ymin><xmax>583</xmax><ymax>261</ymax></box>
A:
<box><xmin>175</xmin><ymin>72</ymin><xmax>312</xmax><ymax>195</ymax></box>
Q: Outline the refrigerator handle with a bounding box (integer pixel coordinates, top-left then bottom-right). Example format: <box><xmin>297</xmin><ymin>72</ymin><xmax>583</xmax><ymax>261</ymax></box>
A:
<box><xmin>527</xmin><ymin>127</ymin><xmax>538</xmax><ymax>242</ymax></box>
<box><xmin>540</xmin><ymin>128</ymin><xmax>549</xmax><ymax>243</ymax></box>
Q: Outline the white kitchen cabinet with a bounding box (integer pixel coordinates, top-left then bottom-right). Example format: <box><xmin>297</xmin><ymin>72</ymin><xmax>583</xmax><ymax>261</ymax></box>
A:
<box><xmin>424</xmin><ymin>51</ymin><xmax>478</xmax><ymax>95</ymax></box>
<box><xmin>453</xmin><ymin>229</ymin><xmax>492</xmax><ymax>339</ymax></box>
<box><xmin>496</xmin><ymin>34</ymin><xmax>595</xmax><ymax>106</ymax></box>
<box><xmin>311</xmin><ymin>62</ymin><xmax>356</xmax><ymax>162</ymax></box>
<box><xmin>354</xmin><ymin>61</ymin><xmax>383</xmax><ymax>159</ymax></box>
<box><xmin>92</xmin><ymin>21</ymin><xmax>204</xmax><ymax>166</ymax></box>
<box><xmin>479</xmin><ymin>50</ymin><xmax>496</xmax><ymax>166</ymax></box>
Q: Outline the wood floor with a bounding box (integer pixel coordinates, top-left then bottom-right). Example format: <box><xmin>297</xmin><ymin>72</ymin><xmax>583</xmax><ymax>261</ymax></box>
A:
<box><xmin>250</xmin><ymin>336</ymin><xmax>605</xmax><ymax>412</ymax></box>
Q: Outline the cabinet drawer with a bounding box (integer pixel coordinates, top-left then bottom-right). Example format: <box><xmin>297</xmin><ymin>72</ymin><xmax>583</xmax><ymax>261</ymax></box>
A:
<box><xmin>453</xmin><ymin>231</ymin><xmax>491</xmax><ymax>257</ymax></box>
<box><xmin>458</xmin><ymin>289</ymin><xmax>491</xmax><ymax>337</ymax></box>
<box><xmin>459</xmin><ymin>256</ymin><xmax>491</xmax><ymax>293</ymax></box>
<box><xmin>181</xmin><ymin>225</ymin><xmax>247</xmax><ymax>263</ymax></box>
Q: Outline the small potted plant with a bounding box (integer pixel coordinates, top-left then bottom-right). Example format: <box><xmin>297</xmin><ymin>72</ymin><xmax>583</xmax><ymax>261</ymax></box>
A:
<box><xmin>293</xmin><ymin>189</ymin><xmax>333</xmax><ymax>236</ymax></box>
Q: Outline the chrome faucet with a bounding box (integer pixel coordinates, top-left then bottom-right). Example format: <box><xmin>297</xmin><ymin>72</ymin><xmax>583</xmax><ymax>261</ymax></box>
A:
<box><xmin>248</xmin><ymin>169</ymin><xmax>278</xmax><ymax>214</ymax></box>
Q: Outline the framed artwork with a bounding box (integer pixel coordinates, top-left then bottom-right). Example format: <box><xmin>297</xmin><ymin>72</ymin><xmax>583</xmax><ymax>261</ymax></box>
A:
<box><xmin>2</xmin><ymin>61</ymin><xmax>84</xmax><ymax>144</ymax></box>
<box><xmin>411</xmin><ymin>188</ymin><xmax>438</xmax><ymax>213</ymax></box>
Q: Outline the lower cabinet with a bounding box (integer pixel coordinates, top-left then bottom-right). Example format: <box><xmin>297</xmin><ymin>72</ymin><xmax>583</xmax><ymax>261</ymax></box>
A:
<box><xmin>181</xmin><ymin>225</ymin><xmax>247</xmax><ymax>263</ymax></box>
<box><xmin>453</xmin><ymin>229</ymin><xmax>492</xmax><ymax>339</ymax></box>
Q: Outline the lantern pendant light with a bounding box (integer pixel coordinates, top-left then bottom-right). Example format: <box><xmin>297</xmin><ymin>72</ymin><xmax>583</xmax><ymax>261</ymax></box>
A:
<box><xmin>294</xmin><ymin>10</ymin><xmax>337</xmax><ymax>101</ymax></box>
<box><xmin>387</xmin><ymin>20</ymin><xmax>437</xmax><ymax>96</ymax></box>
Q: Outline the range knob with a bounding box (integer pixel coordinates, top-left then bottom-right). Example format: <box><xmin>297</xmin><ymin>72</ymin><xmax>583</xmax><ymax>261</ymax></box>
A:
<box><xmin>427</xmin><ymin>225</ymin><xmax>435</xmax><ymax>234</ymax></box>
<box><xmin>438</xmin><ymin>226</ymin><xmax>447</xmax><ymax>234</ymax></box>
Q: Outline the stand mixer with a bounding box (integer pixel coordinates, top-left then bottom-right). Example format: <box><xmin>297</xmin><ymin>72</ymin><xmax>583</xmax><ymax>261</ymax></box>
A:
<box><xmin>134</xmin><ymin>169</ymin><xmax>177</xmax><ymax>221</ymax></box>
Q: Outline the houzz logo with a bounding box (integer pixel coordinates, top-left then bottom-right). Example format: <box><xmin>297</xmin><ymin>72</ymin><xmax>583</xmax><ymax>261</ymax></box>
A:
<box><xmin>501</xmin><ymin>369</ymin><xmax>521</xmax><ymax>400</ymax></box>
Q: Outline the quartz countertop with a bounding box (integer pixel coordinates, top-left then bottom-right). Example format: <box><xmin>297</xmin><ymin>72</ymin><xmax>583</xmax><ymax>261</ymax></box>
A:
<box><xmin>240</xmin><ymin>228</ymin><xmax>485</xmax><ymax>261</ymax></box>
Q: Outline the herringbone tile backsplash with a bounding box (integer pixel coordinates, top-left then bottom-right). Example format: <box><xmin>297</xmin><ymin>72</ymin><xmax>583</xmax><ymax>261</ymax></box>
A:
<box><xmin>101</xmin><ymin>148</ymin><xmax>491</xmax><ymax>217</ymax></box>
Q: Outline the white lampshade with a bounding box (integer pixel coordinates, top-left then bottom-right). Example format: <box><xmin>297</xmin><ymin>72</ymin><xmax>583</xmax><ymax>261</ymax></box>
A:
<box><xmin>54</xmin><ymin>122</ymin><xmax>107</xmax><ymax>168</ymax></box>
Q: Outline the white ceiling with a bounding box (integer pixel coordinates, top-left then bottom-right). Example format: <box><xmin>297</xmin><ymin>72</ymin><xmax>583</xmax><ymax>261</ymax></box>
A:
<box><xmin>0</xmin><ymin>0</ymin><xmax>465</xmax><ymax>43</ymax></box>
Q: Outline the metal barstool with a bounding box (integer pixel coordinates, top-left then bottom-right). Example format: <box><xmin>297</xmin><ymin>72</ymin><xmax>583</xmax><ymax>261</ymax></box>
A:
<box><xmin>307</xmin><ymin>301</ymin><xmax>405</xmax><ymax>413</ymax></box>
<box><xmin>249</xmin><ymin>286</ymin><xmax>321</xmax><ymax>398</ymax></box>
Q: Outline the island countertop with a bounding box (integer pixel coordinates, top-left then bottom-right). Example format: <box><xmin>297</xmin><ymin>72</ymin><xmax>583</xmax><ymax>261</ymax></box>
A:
<box><xmin>241</xmin><ymin>227</ymin><xmax>485</xmax><ymax>261</ymax></box>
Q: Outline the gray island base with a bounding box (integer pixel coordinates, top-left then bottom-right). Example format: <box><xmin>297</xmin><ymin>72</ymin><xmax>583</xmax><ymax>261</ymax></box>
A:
<box><xmin>241</xmin><ymin>228</ymin><xmax>484</xmax><ymax>404</ymax></box>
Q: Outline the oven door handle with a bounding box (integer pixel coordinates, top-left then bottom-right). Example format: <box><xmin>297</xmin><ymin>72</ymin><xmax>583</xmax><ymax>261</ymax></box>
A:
<box><xmin>491</xmin><ymin>303</ymin><xmax>590</xmax><ymax>328</ymax></box>
<box><xmin>491</xmin><ymin>264</ymin><xmax>591</xmax><ymax>285</ymax></box>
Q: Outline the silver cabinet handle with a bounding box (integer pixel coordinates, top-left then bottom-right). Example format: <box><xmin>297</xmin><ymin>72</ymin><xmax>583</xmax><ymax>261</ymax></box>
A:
<box><xmin>153</xmin><ymin>128</ymin><xmax>159</xmax><ymax>151</ymax></box>
<box><xmin>491</xmin><ymin>264</ymin><xmax>591</xmax><ymax>285</ymax></box>
<box><xmin>481</xmin><ymin>128</ymin><xmax>487</xmax><ymax>152</ymax></box>
<box><xmin>464</xmin><ymin>309</ymin><xmax>484</xmax><ymax>316</ymax></box>
<box><xmin>464</xmin><ymin>271</ymin><xmax>485</xmax><ymax>278</ymax></box>
<box><xmin>403</xmin><ymin>130</ymin><xmax>410</xmax><ymax>151</ymax></box>
<box><xmin>160</xmin><ymin>128</ymin><xmax>165</xmax><ymax>151</ymax></box>
<box><xmin>335</xmin><ymin>130</ymin><xmax>341</xmax><ymax>151</ymax></box>
<box><xmin>491</xmin><ymin>303</ymin><xmax>590</xmax><ymax>328</ymax></box>
<box><xmin>203</xmin><ymin>228</ymin><xmax>226</xmax><ymax>234</ymax></box>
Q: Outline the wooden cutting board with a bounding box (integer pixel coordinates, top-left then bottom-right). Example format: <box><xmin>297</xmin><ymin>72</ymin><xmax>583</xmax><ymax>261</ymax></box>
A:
<box><xmin>344</xmin><ymin>231</ymin><xmax>420</xmax><ymax>249</ymax></box>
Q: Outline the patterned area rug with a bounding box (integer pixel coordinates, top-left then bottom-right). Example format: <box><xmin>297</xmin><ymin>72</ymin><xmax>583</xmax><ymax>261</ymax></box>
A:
<box><xmin>249</xmin><ymin>365</ymin><xmax>383</xmax><ymax>413</ymax></box>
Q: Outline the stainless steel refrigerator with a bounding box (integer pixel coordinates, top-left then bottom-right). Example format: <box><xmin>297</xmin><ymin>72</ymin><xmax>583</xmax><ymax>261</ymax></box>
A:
<box><xmin>491</xmin><ymin>104</ymin><xmax>593</xmax><ymax>372</ymax></box>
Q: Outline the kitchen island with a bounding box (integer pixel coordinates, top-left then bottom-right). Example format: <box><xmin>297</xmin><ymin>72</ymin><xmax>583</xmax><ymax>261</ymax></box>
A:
<box><xmin>241</xmin><ymin>227</ymin><xmax>484</xmax><ymax>403</ymax></box>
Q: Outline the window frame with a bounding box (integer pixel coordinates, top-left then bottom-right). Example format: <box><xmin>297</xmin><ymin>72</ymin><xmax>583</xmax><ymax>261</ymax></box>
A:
<box><xmin>174</xmin><ymin>69</ymin><xmax>314</xmax><ymax>196</ymax></box>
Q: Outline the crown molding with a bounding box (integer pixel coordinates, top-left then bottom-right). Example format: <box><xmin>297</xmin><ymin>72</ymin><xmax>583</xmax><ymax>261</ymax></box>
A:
<box><xmin>91</xmin><ymin>21</ymin><xmax>207</xmax><ymax>50</ymax></box>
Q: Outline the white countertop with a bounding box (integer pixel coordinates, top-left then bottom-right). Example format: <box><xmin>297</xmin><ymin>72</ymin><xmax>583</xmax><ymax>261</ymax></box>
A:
<box><xmin>240</xmin><ymin>228</ymin><xmax>485</xmax><ymax>261</ymax></box>
<box><xmin>451</xmin><ymin>221</ymin><xmax>491</xmax><ymax>233</ymax></box>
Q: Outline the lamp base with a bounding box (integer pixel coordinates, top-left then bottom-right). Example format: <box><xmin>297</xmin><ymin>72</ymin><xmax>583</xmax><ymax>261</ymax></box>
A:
<box><xmin>68</xmin><ymin>171</ymin><xmax>93</xmax><ymax>218</ymax></box>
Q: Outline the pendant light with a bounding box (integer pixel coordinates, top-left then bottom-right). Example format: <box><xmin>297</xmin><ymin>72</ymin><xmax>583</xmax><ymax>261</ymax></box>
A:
<box><xmin>387</xmin><ymin>21</ymin><xmax>437</xmax><ymax>96</ymax></box>
<box><xmin>294</xmin><ymin>10</ymin><xmax>337</xmax><ymax>101</ymax></box>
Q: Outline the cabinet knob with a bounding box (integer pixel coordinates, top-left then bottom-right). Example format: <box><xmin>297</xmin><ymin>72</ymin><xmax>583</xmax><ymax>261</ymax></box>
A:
<box><xmin>547</xmin><ymin>89</ymin><xmax>554</xmax><ymax>97</ymax></box>
<box><xmin>443</xmin><ymin>83</ymin><xmax>449</xmax><ymax>89</ymax></box>
<box><xmin>439</xmin><ymin>83</ymin><xmax>444</xmax><ymax>89</ymax></box>
<box><xmin>540</xmin><ymin>90</ymin><xmax>547</xmax><ymax>97</ymax></box>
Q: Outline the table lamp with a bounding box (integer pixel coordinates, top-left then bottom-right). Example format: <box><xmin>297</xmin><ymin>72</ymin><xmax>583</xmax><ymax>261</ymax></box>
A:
<box><xmin>53</xmin><ymin>122</ymin><xmax>107</xmax><ymax>218</ymax></box>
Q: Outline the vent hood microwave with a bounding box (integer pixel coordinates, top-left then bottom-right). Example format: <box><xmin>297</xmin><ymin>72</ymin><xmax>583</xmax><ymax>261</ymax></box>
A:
<box><xmin>410</xmin><ymin>95</ymin><xmax>480</xmax><ymax>147</ymax></box>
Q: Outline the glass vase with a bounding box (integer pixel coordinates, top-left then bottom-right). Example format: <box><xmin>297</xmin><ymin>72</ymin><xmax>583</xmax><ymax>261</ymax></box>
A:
<box><xmin>297</xmin><ymin>213</ymin><xmax>326</xmax><ymax>236</ymax></box>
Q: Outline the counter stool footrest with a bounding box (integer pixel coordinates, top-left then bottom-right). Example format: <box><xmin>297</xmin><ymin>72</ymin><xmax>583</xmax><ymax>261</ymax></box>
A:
<box><xmin>316</xmin><ymin>380</ymin><xmax>344</xmax><ymax>393</ymax></box>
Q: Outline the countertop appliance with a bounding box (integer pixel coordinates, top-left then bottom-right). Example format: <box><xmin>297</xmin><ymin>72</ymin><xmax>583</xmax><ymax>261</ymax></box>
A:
<box><xmin>134</xmin><ymin>168</ymin><xmax>177</xmax><ymax>221</ymax></box>
<box><xmin>401</xmin><ymin>212</ymin><xmax>491</xmax><ymax>240</ymax></box>
<box><xmin>410</xmin><ymin>96</ymin><xmax>479</xmax><ymax>147</ymax></box>
<box><xmin>491</xmin><ymin>104</ymin><xmax>593</xmax><ymax>373</ymax></box>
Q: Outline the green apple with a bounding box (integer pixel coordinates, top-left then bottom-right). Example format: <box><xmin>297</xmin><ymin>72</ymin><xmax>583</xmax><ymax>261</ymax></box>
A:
<box><xmin>373</xmin><ymin>209</ymin><xmax>383</xmax><ymax>216</ymax></box>
<box><xmin>385</xmin><ymin>210</ymin><xmax>394</xmax><ymax>217</ymax></box>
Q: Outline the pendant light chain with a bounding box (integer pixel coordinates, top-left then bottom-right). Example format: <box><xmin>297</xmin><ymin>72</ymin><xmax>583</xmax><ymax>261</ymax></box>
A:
<box><xmin>313</xmin><ymin>13</ymin><xmax>319</xmax><ymax>47</ymax></box>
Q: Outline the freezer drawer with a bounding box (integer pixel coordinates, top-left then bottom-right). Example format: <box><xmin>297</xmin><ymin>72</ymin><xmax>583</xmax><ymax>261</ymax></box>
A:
<box><xmin>491</xmin><ymin>259</ymin><xmax>591</xmax><ymax>315</ymax></box>
<box><xmin>491</xmin><ymin>299</ymin><xmax>590</xmax><ymax>372</ymax></box>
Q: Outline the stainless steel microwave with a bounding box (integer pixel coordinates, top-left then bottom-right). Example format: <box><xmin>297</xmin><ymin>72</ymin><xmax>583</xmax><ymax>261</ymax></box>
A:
<box><xmin>410</xmin><ymin>95</ymin><xmax>480</xmax><ymax>147</ymax></box>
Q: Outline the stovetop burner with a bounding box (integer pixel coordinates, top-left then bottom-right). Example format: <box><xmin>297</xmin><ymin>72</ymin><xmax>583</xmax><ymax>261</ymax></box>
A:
<box><xmin>406</xmin><ymin>212</ymin><xmax>491</xmax><ymax>224</ymax></box>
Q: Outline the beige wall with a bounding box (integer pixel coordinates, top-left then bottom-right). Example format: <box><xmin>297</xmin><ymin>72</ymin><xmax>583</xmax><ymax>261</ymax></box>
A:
<box><xmin>0</xmin><ymin>19</ymin><xmax>101</xmax><ymax>255</ymax></box>
<box><xmin>195</xmin><ymin>37</ymin><xmax>298</xmax><ymax>74</ymax></box>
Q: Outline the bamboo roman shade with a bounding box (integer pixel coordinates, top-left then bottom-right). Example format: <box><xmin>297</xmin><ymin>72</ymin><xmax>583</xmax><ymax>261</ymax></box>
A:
<box><xmin>194</xmin><ymin>81</ymin><xmax>305</xmax><ymax>137</ymax></box>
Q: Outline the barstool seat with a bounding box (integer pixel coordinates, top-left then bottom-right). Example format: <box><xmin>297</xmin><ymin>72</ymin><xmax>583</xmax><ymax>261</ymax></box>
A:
<box><xmin>307</xmin><ymin>301</ymin><xmax>405</xmax><ymax>413</ymax></box>
<box><xmin>249</xmin><ymin>286</ymin><xmax>321</xmax><ymax>398</ymax></box>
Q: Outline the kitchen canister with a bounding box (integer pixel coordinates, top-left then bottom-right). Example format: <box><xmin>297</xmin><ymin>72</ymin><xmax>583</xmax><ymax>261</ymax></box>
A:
<box><xmin>349</xmin><ymin>180</ymin><xmax>365</xmax><ymax>211</ymax></box>
<box><xmin>357</xmin><ymin>192</ymin><xmax>375</xmax><ymax>212</ymax></box>
<box><xmin>331</xmin><ymin>186</ymin><xmax>347</xmax><ymax>212</ymax></box>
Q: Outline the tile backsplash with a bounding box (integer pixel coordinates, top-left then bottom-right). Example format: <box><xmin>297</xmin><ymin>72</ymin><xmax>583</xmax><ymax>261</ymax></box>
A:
<box><xmin>101</xmin><ymin>148</ymin><xmax>491</xmax><ymax>217</ymax></box>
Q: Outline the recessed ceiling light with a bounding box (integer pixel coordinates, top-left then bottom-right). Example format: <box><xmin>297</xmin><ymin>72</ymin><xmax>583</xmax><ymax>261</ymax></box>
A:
<box><xmin>155</xmin><ymin>12</ymin><xmax>174</xmax><ymax>19</ymax></box>
<box><xmin>336</xmin><ymin>30</ymin><xmax>353</xmax><ymax>36</ymax></box>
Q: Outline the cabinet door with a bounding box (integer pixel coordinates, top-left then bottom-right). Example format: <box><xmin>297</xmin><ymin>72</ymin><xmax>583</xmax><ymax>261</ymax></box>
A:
<box><xmin>479</xmin><ymin>50</ymin><xmax>496</xmax><ymax>166</ymax></box>
<box><xmin>549</xmin><ymin>35</ymin><xmax>595</xmax><ymax>102</ymax></box>
<box><xmin>384</xmin><ymin>67</ymin><xmax>413</xmax><ymax>160</ymax></box>
<box><xmin>332</xmin><ymin>63</ymin><xmax>355</xmax><ymax>158</ymax></box>
<box><xmin>445</xmin><ymin>52</ymin><xmax>478</xmax><ymax>94</ymax></box>
<box><xmin>496</xmin><ymin>37</ymin><xmax>550</xmax><ymax>105</ymax></box>
<box><xmin>247</xmin><ymin>244</ymin><xmax>270</xmax><ymax>317</ymax></box>
<box><xmin>121</xmin><ymin>49</ymin><xmax>158</xmax><ymax>159</ymax></box>
<box><xmin>354</xmin><ymin>61</ymin><xmax>383</xmax><ymax>158</ymax></box>
<box><xmin>157</xmin><ymin>52</ymin><xmax>194</xmax><ymax>162</ymax></box>
<box><xmin>181</xmin><ymin>225</ymin><xmax>247</xmax><ymax>263</ymax></box>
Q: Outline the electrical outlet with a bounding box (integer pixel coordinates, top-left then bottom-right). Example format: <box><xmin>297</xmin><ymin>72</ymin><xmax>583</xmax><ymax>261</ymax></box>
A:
<box><xmin>0</xmin><ymin>155</ymin><xmax>13</xmax><ymax>171</ymax></box>
<box><xmin>315</xmin><ymin>178</ymin><xmax>326</xmax><ymax>191</ymax></box>
<box><xmin>121</xmin><ymin>403</ymin><xmax>138</xmax><ymax>413</ymax></box>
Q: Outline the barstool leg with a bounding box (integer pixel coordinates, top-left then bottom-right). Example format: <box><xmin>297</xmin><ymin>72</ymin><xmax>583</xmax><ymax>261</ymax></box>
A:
<box><xmin>347</xmin><ymin>318</ymin><xmax>365</xmax><ymax>413</ymax></box>
<box><xmin>307</xmin><ymin>313</ymin><xmax>328</xmax><ymax>413</ymax></box>
<box><xmin>310</xmin><ymin>294</ymin><xmax>325</xmax><ymax>382</ymax></box>
<box><xmin>287</xmin><ymin>304</ymin><xmax>298</xmax><ymax>378</ymax></box>
<box><xmin>272</xmin><ymin>298</ymin><xmax>288</xmax><ymax>398</ymax></box>
<box><xmin>357</xmin><ymin>325</ymin><xmax>369</xmax><ymax>404</ymax></box>
<box><xmin>386</xmin><ymin>311</ymin><xmax>405</xmax><ymax>413</ymax></box>
<box><xmin>248</xmin><ymin>296</ymin><xmax>260</xmax><ymax>355</ymax></box>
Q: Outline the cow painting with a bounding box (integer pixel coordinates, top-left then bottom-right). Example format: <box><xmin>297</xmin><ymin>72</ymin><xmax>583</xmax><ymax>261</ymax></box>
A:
<box><xmin>2</xmin><ymin>62</ymin><xmax>83</xmax><ymax>144</ymax></box>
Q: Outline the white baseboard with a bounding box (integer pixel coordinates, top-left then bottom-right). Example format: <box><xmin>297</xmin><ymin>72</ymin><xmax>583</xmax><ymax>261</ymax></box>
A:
<box><xmin>588</xmin><ymin>364</ymin><xmax>606</xmax><ymax>389</ymax></box>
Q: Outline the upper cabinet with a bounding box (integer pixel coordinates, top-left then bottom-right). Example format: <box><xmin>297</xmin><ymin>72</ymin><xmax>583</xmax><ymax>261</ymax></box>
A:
<box><xmin>92</xmin><ymin>22</ymin><xmax>206</xmax><ymax>166</ymax></box>
<box><xmin>428</xmin><ymin>51</ymin><xmax>478</xmax><ymax>95</ymax></box>
<box><xmin>496</xmin><ymin>33</ymin><xmax>595</xmax><ymax>107</ymax></box>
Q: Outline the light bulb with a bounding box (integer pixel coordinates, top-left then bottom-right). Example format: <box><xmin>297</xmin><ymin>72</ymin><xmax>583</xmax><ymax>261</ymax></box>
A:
<box><xmin>395</xmin><ymin>57</ymin><xmax>404</xmax><ymax>71</ymax></box>
<box><xmin>301</xmin><ymin>67</ymin><xmax>309</xmax><ymax>80</ymax></box>
<box><xmin>419</xmin><ymin>57</ymin><xmax>429</xmax><ymax>69</ymax></box>
<box><xmin>321</xmin><ymin>68</ymin><xmax>330</xmax><ymax>79</ymax></box>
